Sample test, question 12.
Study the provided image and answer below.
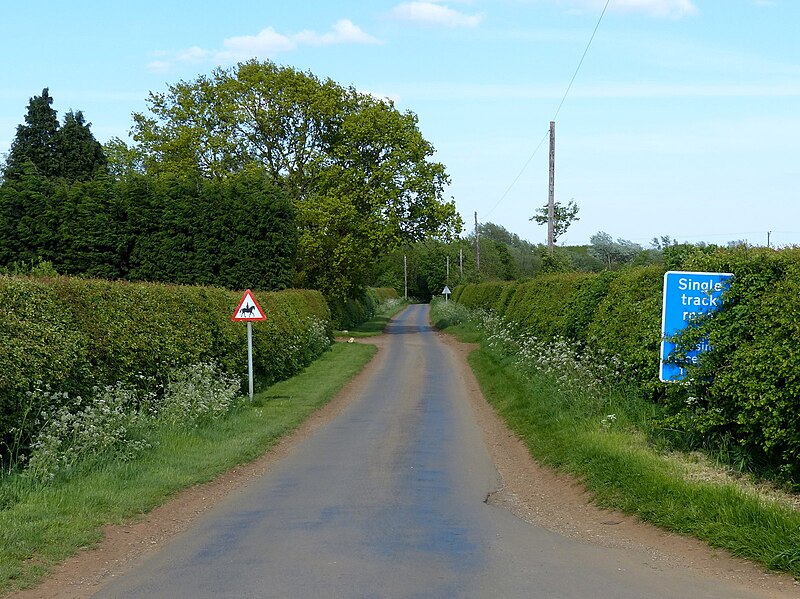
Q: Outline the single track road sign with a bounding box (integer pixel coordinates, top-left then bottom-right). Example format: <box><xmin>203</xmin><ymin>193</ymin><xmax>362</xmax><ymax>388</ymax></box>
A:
<box><xmin>660</xmin><ymin>270</ymin><xmax>732</xmax><ymax>382</ymax></box>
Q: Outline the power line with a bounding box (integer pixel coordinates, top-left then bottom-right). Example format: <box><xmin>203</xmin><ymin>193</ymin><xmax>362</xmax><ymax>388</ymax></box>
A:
<box><xmin>484</xmin><ymin>128</ymin><xmax>549</xmax><ymax>218</ymax></box>
<box><xmin>552</xmin><ymin>0</ymin><xmax>611</xmax><ymax>123</ymax></box>
<box><xmin>485</xmin><ymin>0</ymin><xmax>611</xmax><ymax>219</ymax></box>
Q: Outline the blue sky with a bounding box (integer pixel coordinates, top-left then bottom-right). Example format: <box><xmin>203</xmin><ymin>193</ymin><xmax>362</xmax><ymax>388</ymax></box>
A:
<box><xmin>2</xmin><ymin>0</ymin><xmax>799</xmax><ymax>247</ymax></box>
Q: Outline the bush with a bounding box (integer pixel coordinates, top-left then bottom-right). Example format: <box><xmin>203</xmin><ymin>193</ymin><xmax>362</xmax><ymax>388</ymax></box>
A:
<box><xmin>25</xmin><ymin>383</ymin><xmax>151</xmax><ymax>482</ymax></box>
<box><xmin>0</xmin><ymin>277</ymin><xmax>92</xmax><ymax>461</ymax></box>
<box><xmin>563</xmin><ymin>270</ymin><xmax>618</xmax><ymax>343</ymax></box>
<box><xmin>157</xmin><ymin>362</ymin><xmax>241</xmax><ymax>428</ymax></box>
<box><xmin>373</xmin><ymin>287</ymin><xmax>400</xmax><ymax>302</ymax></box>
<box><xmin>429</xmin><ymin>297</ymin><xmax>471</xmax><ymax>329</ymax></box>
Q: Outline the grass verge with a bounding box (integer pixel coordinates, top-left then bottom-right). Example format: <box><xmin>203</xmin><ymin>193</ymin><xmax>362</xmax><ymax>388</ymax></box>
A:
<box><xmin>0</xmin><ymin>341</ymin><xmax>377</xmax><ymax>596</ymax></box>
<box><xmin>335</xmin><ymin>300</ymin><xmax>409</xmax><ymax>338</ymax></box>
<box><xmin>466</xmin><ymin>346</ymin><xmax>800</xmax><ymax>579</ymax></box>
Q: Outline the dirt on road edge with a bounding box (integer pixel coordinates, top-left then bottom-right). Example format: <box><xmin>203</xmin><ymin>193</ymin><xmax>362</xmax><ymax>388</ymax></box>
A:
<box><xmin>9</xmin><ymin>332</ymin><xmax>799</xmax><ymax>598</ymax></box>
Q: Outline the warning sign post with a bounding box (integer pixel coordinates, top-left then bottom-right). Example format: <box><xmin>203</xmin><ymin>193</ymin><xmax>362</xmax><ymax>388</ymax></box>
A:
<box><xmin>232</xmin><ymin>290</ymin><xmax>267</xmax><ymax>401</ymax></box>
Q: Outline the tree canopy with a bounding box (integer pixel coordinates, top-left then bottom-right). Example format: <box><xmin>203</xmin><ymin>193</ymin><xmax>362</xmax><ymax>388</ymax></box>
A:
<box><xmin>530</xmin><ymin>198</ymin><xmax>580</xmax><ymax>244</ymax></box>
<box><xmin>130</xmin><ymin>59</ymin><xmax>462</xmax><ymax>298</ymax></box>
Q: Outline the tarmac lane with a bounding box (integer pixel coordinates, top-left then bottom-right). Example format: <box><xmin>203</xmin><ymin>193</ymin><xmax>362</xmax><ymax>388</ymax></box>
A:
<box><xmin>92</xmin><ymin>304</ymin><xmax>782</xmax><ymax>599</ymax></box>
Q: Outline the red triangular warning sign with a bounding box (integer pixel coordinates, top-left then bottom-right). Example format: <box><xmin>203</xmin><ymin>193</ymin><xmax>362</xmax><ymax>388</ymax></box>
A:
<box><xmin>232</xmin><ymin>289</ymin><xmax>267</xmax><ymax>321</ymax></box>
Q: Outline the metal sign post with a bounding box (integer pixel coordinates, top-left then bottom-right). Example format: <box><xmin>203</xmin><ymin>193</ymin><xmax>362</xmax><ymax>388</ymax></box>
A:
<box><xmin>232</xmin><ymin>289</ymin><xmax>267</xmax><ymax>401</ymax></box>
<box><xmin>442</xmin><ymin>285</ymin><xmax>451</xmax><ymax>303</ymax></box>
<box><xmin>247</xmin><ymin>322</ymin><xmax>254</xmax><ymax>400</ymax></box>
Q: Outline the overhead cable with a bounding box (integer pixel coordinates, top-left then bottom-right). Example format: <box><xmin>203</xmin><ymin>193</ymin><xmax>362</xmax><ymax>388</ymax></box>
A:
<box><xmin>485</xmin><ymin>0</ymin><xmax>611</xmax><ymax>218</ymax></box>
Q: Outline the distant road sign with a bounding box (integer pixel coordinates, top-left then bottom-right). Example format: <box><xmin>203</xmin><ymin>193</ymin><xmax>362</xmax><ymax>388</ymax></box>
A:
<box><xmin>660</xmin><ymin>271</ymin><xmax>732</xmax><ymax>382</ymax></box>
<box><xmin>442</xmin><ymin>286</ymin><xmax>451</xmax><ymax>296</ymax></box>
<box><xmin>232</xmin><ymin>289</ymin><xmax>267</xmax><ymax>322</ymax></box>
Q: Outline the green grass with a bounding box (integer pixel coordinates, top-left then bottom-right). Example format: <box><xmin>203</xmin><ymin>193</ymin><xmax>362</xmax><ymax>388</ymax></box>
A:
<box><xmin>466</xmin><ymin>346</ymin><xmax>800</xmax><ymax>580</ymax></box>
<box><xmin>0</xmin><ymin>341</ymin><xmax>377</xmax><ymax>596</ymax></box>
<box><xmin>335</xmin><ymin>300</ymin><xmax>409</xmax><ymax>337</ymax></box>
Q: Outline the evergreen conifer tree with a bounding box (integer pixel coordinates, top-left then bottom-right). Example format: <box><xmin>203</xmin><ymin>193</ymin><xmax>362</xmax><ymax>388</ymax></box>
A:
<box><xmin>58</xmin><ymin>110</ymin><xmax>108</xmax><ymax>181</ymax></box>
<box><xmin>4</xmin><ymin>88</ymin><xmax>61</xmax><ymax>180</ymax></box>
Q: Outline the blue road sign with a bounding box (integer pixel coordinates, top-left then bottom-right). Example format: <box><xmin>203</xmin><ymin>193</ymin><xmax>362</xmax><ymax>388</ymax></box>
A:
<box><xmin>660</xmin><ymin>271</ymin><xmax>733</xmax><ymax>382</ymax></box>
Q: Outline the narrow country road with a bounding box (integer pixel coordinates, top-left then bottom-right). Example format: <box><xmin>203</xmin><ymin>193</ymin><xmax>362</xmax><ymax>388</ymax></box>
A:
<box><xmin>92</xmin><ymin>305</ymin><xmax>780</xmax><ymax>599</ymax></box>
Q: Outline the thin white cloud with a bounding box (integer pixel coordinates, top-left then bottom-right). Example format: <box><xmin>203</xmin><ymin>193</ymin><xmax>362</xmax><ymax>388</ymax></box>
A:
<box><xmin>147</xmin><ymin>60</ymin><xmax>172</xmax><ymax>74</ymax></box>
<box><xmin>218</xmin><ymin>28</ymin><xmax>297</xmax><ymax>62</ymax></box>
<box><xmin>391</xmin><ymin>2</ymin><xmax>484</xmax><ymax>27</ymax></box>
<box><xmin>150</xmin><ymin>19</ymin><xmax>380</xmax><ymax>73</ymax></box>
<box><xmin>557</xmin><ymin>0</ymin><xmax>698</xmax><ymax>19</ymax></box>
<box><xmin>176</xmin><ymin>46</ymin><xmax>213</xmax><ymax>63</ymax></box>
<box><xmin>295</xmin><ymin>19</ymin><xmax>381</xmax><ymax>46</ymax></box>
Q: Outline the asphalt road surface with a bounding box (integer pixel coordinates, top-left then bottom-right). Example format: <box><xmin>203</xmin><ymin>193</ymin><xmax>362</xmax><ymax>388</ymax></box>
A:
<box><xmin>93</xmin><ymin>305</ymin><xmax>777</xmax><ymax>599</ymax></box>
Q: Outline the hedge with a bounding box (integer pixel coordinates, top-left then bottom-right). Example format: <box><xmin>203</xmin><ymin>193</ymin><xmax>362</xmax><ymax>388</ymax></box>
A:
<box><xmin>0</xmin><ymin>275</ymin><xmax>331</xmax><ymax>462</ymax></box>
<box><xmin>585</xmin><ymin>264</ymin><xmax>664</xmax><ymax>394</ymax></box>
<box><xmin>669</xmin><ymin>246</ymin><xmax>800</xmax><ymax>481</ymax></box>
<box><xmin>0</xmin><ymin>170</ymin><xmax>298</xmax><ymax>292</ymax></box>
<box><xmin>453</xmin><ymin>246</ymin><xmax>800</xmax><ymax>485</ymax></box>
<box><xmin>503</xmin><ymin>273</ymin><xmax>593</xmax><ymax>339</ymax></box>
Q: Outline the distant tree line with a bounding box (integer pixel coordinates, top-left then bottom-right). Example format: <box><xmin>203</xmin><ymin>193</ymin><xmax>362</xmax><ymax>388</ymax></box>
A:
<box><xmin>370</xmin><ymin>220</ymin><xmax>702</xmax><ymax>301</ymax></box>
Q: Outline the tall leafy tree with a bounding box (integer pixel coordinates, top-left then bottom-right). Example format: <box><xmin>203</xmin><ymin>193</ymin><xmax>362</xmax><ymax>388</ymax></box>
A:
<box><xmin>103</xmin><ymin>137</ymin><xmax>145</xmax><ymax>179</ymax></box>
<box><xmin>131</xmin><ymin>59</ymin><xmax>462</xmax><ymax>298</ymax></box>
<box><xmin>4</xmin><ymin>88</ymin><xmax>61</xmax><ymax>180</ymax></box>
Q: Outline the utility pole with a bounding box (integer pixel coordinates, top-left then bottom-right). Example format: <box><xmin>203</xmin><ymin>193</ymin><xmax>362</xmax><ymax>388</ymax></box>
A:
<box><xmin>459</xmin><ymin>248</ymin><xmax>463</xmax><ymax>278</ymax></box>
<box><xmin>548</xmin><ymin>120</ymin><xmax>555</xmax><ymax>253</ymax></box>
<box><xmin>446</xmin><ymin>255</ymin><xmax>450</xmax><ymax>283</ymax></box>
<box><xmin>403</xmin><ymin>254</ymin><xmax>408</xmax><ymax>299</ymax></box>
<box><xmin>474</xmin><ymin>211</ymin><xmax>481</xmax><ymax>275</ymax></box>
<box><xmin>767</xmin><ymin>231</ymin><xmax>772</xmax><ymax>248</ymax></box>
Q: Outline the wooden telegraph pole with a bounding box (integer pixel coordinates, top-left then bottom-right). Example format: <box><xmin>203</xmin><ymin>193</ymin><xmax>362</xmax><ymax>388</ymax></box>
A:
<box><xmin>548</xmin><ymin>120</ymin><xmax>555</xmax><ymax>252</ymax></box>
<box><xmin>403</xmin><ymin>254</ymin><xmax>408</xmax><ymax>299</ymax></box>
<box><xmin>474</xmin><ymin>211</ymin><xmax>481</xmax><ymax>275</ymax></box>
